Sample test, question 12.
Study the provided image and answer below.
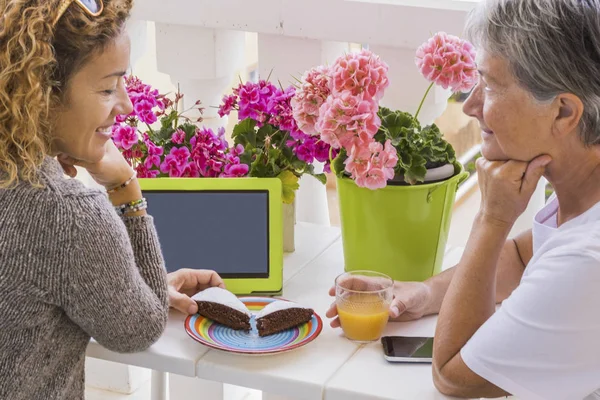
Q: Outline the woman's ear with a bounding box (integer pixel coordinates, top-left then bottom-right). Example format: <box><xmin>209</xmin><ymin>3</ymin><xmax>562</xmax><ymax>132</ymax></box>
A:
<box><xmin>552</xmin><ymin>93</ymin><xmax>584</xmax><ymax>138</ymax></box>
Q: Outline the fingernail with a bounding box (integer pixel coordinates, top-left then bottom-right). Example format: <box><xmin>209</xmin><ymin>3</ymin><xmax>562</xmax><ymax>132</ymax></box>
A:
<box><xmin>391</xmin><ymin>306</ymin><xmax>400</xmax><ymax>317</ymax></box>
<box><xmin>188</xmin><ymin>305</ymin><xmax>197</xmax><ymax>315</ymax></box>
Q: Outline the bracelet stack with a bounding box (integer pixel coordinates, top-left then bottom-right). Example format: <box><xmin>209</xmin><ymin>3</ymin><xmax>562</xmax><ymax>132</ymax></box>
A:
<box><xmin>115</xmin><ymin>198</ymin><xmax>148</xmax><ymax>216</ymax></box>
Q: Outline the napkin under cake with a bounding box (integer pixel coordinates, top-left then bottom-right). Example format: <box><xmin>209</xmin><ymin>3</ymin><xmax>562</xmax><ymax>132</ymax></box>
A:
<box><xmin>192</xmin><ymin>288</ymin><xmax>313</xmax><ymax>336</ymax></box>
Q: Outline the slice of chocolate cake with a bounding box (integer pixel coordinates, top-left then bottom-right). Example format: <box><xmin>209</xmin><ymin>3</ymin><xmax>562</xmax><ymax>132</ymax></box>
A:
<box><xmin>192</xmin><ymin>287</ymin><xmax>251</xmax><ymax>331</ymax></box>
<box><xmin>256</xmin><ymin>300</ymin><xmax>314</xmax><ymax>337</ymax></box>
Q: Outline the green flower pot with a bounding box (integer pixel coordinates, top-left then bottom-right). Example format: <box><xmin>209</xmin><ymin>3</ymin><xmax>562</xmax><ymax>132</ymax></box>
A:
<box><xmin>337</xmin><ymin>166</ymin><xmax>469</xmax><ymax>282</ymax></box>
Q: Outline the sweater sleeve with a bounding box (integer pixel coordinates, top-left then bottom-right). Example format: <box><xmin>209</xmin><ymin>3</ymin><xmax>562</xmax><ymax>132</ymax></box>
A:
<box><xmin>61</xmin><ymin>192</ymin><xmax>169</xmax><ymax>353</ymax></box>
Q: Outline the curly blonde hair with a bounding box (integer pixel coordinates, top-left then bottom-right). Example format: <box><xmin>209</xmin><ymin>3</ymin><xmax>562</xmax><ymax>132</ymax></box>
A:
<box><xmin>0</xmin><ymin>0</ymin><xmax>133</xmax><ymax>187</ymax></box>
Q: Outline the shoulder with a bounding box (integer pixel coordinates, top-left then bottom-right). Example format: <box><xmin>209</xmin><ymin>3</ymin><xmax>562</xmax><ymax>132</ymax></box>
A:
<box><xmin>1</xmin><ymin>169</ymin><xmax>121</xmax><ymax>238</ymax></box>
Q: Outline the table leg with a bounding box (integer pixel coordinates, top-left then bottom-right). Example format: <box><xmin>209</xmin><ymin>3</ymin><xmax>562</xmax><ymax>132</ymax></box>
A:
<box><xmin>150</xmin><ymin>371</ymin><xmax>167</xmax><ymax>400</ymax></box>
<box><xmin>169</xmin><ymin>373</ymin><xmax>224</xmax><ymax>400</ymax></box>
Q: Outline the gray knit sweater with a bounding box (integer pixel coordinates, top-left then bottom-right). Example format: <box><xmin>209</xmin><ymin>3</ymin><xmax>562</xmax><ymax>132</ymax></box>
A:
<box><xmin>0</xmin><ymin>157</ymin><xmax>169</xmax><ymax>400</ymax></box>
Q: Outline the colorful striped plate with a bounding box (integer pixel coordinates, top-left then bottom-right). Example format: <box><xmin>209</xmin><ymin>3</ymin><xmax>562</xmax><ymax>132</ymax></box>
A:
<box><xmin>184</xmin><ymin>297</ymin><xmax>323</xmax><ymax>355</ymax></box>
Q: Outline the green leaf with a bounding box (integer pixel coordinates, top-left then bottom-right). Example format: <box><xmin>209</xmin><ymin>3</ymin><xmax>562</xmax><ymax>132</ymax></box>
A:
<box><xmin>180</xmin><ymin>122</ymin><xmax>197</xmax><ymax>142</ymax></box>
<box><xmin>232</xmin><ymin>118</ymin><xmax>258</xmax><ymax>148</ymax></box>
<box><xmin>278</xmin><ymin>170</ymin><xmax>300</xmax><ymax>204</ymax></box>
<box><xmin>310</xmin><ymin>173</ymin><xmax>327</xmax><ymax>185</ymax></box>
<box><xmin>257</xmin><ymin>124</ymin><xmax>276</xmax><ymax>142</ymax></box>
<box><xmin>160</xmin><ymin>110</ymin><xmax>179</xmax><ymax>131</ymax></box>
<box><xmin>332</xmin><ymin>148</ymin><xmax>347</xmax><ymax>178</ymax></box>
<box><xmin>403</xmin><ymin>154</ymin><xmax>427</xmax><ymax>184</ymax></box>
<box><xmin>378</xmin><ymin>107</ymin><xmax>458</xmax><ymax>185</ymax></box>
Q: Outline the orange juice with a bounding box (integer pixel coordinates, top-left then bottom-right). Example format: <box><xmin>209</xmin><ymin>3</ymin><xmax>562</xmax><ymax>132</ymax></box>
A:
<box><xmin>337</xmin><ymin>293</ymin><xmax>389</xmax><ymax>342</ymax></box>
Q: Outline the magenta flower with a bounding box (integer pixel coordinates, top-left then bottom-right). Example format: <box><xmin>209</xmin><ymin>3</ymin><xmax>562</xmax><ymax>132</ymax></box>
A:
<box><xmin>160</xmin><ymin>155</ymin><xmax>183</xmax><ymax>177</ymax></box>
<box><xmin>181</xmin><ymin>162</ymin><xmax>200</xmax><ymax>177</ymax></box>
<box><xmin>112</xmin><ymin>125</ymin><xmax>138</xmax><ymax>150</ymax></box>
<box><xmin>314</xmin><ymin>140</ymin><xmax>332</xmax><ymax>163</ymax></box>
<box><xmin>330</xmin><ymin>49</ymin><xmax>390</xmax><ymax>101</ymax></box>
<box><xmin>295</xmin><ymin>142</ymin><xmax>315</xmax><ymax>164</ymax></box>
<box><xmin>234</xmin><ymin>80</ymin><xmax>277</xmax><ymax>125</ymax></box>
<box><xmin>169</xmin><ymin>146</ymin><xmax>191</xmax><ymax>165</ymax></box>
<box><xmin>222</xmin><ymin>163</ymin><xmax>249</xmax><ymax>177</ymax></box>
<box><xmin>135</xmin><ymin>164</ymin><xmax>159</xmax><ymax>178</ymax></box>
<box><xmin>415</xmin><ymin>32</ymin><xmax>478</xmax><ymax>92</ymax></box>
<box><xmin>171</xmin><ymin>129</ymin><xmax>186</xmax><ymax>144</ymax></box>
<box><xmin>133</xmin><ymin>98</ymin><xmax>158</xmax><ymax>124</ymax></box>
<box><xmin>218</xmin><ymin>94</ymin><xmax>237</xmax><ymax>117</ymax></box>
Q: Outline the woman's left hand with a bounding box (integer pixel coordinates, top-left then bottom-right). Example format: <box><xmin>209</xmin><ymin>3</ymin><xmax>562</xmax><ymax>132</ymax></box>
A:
<box><xmin>477</xmin><ymin>154</ymin><xmax>552</xmax><ymax>227</ymax></box>
<box><xmin>167</xmin><ymin>269</ymin><xmax>225</xmax><ymax>315</ymax></box>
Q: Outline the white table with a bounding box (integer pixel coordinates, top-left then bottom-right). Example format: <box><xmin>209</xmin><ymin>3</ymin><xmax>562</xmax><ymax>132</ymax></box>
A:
<box><xmin>86</xmin><ymin>223</ymin><xmax>463</xmax><ymax>400</ymax></box>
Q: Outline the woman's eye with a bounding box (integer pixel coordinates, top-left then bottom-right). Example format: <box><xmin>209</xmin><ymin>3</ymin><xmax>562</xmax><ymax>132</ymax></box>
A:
<box><xmin>102</xmin><ymin>89</ymin><xmax>116</xmax><ymax>95</ymax></box>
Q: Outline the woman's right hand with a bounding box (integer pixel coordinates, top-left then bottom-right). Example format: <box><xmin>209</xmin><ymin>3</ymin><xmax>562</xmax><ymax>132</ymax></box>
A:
<box><xmin>57</xmin><ymin>140</ymin><xmax>134</xmax><ymax>190</ymax></box>
<box><xmin>325</xmin><ymin>280</ymin><xmax>433</xmax><ymax>328</ymax></box>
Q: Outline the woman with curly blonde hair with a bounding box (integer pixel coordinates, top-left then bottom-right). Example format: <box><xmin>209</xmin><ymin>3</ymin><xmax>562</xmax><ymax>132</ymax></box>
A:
<box><xmin>0</xmin><ymin>0</ymin><xmax>225</xmax><ymax>398</ymax></box>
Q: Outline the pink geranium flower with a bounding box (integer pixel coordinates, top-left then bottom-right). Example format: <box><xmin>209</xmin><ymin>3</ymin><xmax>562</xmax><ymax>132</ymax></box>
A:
<box><xmin>330</xmin><ymin>49</ymin><xmax>390</xmax><ymax>101</ymax></box>
<box><xmin>112</xmin><ymin>125</ymin><xmax>138</xmax><ymax>150</ymax></box>
<box><xmin>316</xmin><ymin>91</ymin><xmax>380</xmax><ymax>149</ymax></box>
<box><xmin>171</xmin><ymin>129</ymin><xmax>186</xmax><ymax>144</ymax></box>
<box><xmin>181</xmin><ymin>162</ymin><xmax>200</xmax><ymax>177</ymax></box>
<box><xmin>135</xmin><ymin>164</ymin><xmax>159</xmax><ymax>178</ymax></box>
<box><xmin>222</xmin><ymin>163</ymin><xmax>249</xmax><ymax>177</ymax></box>
<box><xmin>415</xmin><ymin>32</ymin><xmax>478</xmax><ymax>92</ymax></box>
<box><xmin>291</xmin><ymin>65</ymin><xmax>332</xmax><ymax>136</ymax></box>
<box><xmin>218</xmin><ymin>94</ymin><xmax>237</xmax><ymax>117</ymax></box>
<box><xmin>160</xmin><ymin>155</ymin><xmax>183</xmax><ymax>177</ymax></box>
<box><xmin>356</xmin><ymin>167</ymin><xmax>387</xmax><ymax>190</ymax></box>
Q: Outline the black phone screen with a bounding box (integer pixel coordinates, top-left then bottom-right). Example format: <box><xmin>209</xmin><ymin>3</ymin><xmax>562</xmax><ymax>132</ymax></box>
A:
<box><xmin>381</xmin><ymin>336</ymin><xmax>434</xmax><ymax>358</ymax></box>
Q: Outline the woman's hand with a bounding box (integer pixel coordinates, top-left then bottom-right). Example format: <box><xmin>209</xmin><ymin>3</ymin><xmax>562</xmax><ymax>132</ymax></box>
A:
<box><xmin>57</xmin><ymin>140</ymin><xmax>134</xmax><ymax>189</ymax></box>
<box><xmin>167</xmin><ymin>269</ymin><xmax>226</xmax><ymax>315</ymax></box>
<box><xmin>476</xmin><ymin>155</ymin><xmax>552</xmax><ymax>227</ymax></box>
<box><xmin>325</xmin><ymin>280</ymin><xmax>432</xmax><ymax>327</ymax></box>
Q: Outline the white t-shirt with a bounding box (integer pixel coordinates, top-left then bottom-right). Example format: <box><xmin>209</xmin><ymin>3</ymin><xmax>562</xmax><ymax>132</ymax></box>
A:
<box><xmin>461</xmin><ymin>196</ymin><xmax>600</xmax><ymax>400</ymax></box>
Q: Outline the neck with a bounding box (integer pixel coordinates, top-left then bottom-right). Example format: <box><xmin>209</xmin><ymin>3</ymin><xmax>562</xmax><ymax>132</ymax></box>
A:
<box><xmin>546</xmin><ymin>146</ymin><xmax>600</xmax><ymax>225</ymax></box>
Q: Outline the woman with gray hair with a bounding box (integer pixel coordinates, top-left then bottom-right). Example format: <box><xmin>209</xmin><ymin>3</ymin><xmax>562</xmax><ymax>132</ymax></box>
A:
<box><xmin>325</xmin><ymin>0</ymin><xmax>600</xmax><ymax>398</ymax></box>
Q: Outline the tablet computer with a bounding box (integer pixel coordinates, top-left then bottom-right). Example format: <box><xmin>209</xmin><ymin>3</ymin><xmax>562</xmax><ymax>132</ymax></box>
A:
<box><xmin>139</xmin><ymin>177</ymin><xmax>283</xmax><ymax>295</ymax></box>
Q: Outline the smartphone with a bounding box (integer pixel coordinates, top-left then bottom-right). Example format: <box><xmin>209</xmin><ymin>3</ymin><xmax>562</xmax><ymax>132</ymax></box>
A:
<box><xmin>381</xmin><ymin>336</ymin><xmax>434</xmax><ymax>363</ymax></box>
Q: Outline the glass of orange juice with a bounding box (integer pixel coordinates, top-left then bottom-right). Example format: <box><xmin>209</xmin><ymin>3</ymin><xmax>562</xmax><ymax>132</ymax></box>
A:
<box><xmin>335</xmin><ymin>270</ymin><xmax>393</xmax><ymax>343</ymax></box>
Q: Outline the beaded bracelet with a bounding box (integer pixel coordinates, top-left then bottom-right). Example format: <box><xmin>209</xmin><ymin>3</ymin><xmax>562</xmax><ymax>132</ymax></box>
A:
<box><xmin>115</xmin><ymin>198</ymin><xmax>148</xmax><ymax>216</ymax></box>
<box><xmin>106</xmin><ymin>171</ymin><xmax>137</xmax><ymax>194</ymax></box>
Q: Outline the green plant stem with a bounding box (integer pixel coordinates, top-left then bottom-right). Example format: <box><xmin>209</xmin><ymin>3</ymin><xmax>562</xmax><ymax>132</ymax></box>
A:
<box><xmin>144</xmin><ymin>122</ymin><xmax>155</xmax><ymax>136</ymax></box>
<box><xmin>414</xmin><ymin>82</ymin><xmax>435</xmax><ymax>122</ymax></box>
<box><xmin>329</xmin><ymin>145</ymin><xmax>335</xmax><ymax>174</ymax></box>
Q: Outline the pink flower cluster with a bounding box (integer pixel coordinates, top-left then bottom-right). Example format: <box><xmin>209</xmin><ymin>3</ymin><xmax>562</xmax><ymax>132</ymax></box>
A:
<box><xmin>292</xmin><ymin>50</ymin><xmax>395</xmax><ymax>189</ymax></box>
<box><xmin>346</xmin><ymin>140</ymin><xmax>398</xmax><ymax>190</ymax></box>
<box><xmin>290</xmin><ymin>66</ymin><xmax>331</xmax><ymax>136</ymax></box>
<box><xmin>118</xmin><ymin>76</ymin><xmax>168</xmax><ymax>124</ymax></box>
<box><xmin>132</xmin><ymin>127</ymin><xmax>248</xmax><ymax>179</ymax></box>
<box><xmin>415</xmin><ymin>32</ymin><xmax>478</xmax><ymax>92</ymax></box>
<box><xmin>218</xmin><ymin>80</ymin><xmax>336</xmax><ymax>172</ymax></box>
<box><xmin>112</xmin><ymin>76</ymin><xmax>248</xmax><ymax>179</ymax></box>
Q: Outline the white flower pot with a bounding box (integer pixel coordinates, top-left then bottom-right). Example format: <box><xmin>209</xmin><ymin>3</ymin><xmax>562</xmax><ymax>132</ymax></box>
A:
<box><xmin>283</xmin><ymin>201</ymin><xmax>296</xmax><ymax>253</ymax></box>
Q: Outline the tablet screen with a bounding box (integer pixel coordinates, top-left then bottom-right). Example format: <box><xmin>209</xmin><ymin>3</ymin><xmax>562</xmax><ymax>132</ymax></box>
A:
<box><xmin>144</xmin><ymin>190</ymin><xmax>270</xmax><ymax>278</ymax></box>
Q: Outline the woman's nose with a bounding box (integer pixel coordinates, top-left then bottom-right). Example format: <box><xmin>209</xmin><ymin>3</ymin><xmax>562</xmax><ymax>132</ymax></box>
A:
<box><xmin>462</xmin><ymin>84</ymin><xmax>483</xmax><ymax>120</ymax></box>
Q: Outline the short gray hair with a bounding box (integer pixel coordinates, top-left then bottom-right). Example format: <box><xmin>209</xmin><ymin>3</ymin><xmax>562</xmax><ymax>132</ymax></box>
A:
<box><xmin>465</xmin><ymin>0</ymin><xmax>600</xmax><ymax>146</ymax></box>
